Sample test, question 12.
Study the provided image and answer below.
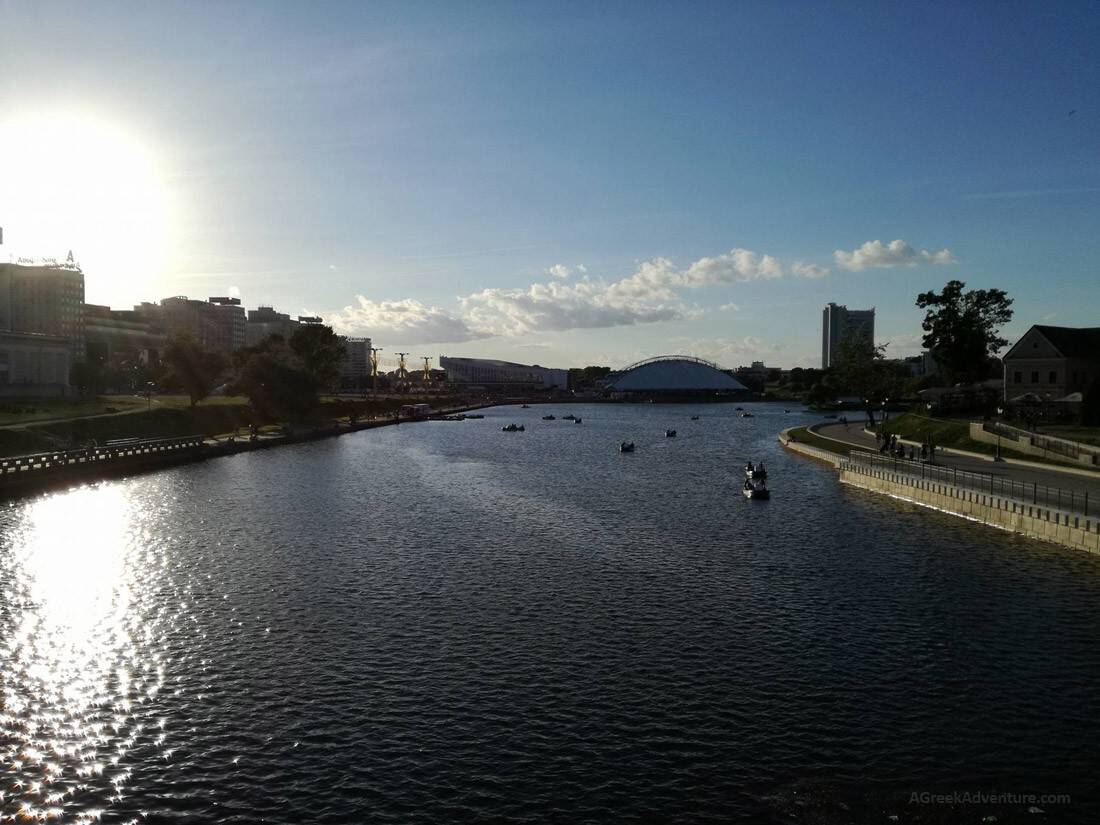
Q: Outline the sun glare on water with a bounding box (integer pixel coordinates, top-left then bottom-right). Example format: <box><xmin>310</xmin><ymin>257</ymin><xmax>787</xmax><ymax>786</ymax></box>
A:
<box><xmin>0</xmin><ymin>111</ymin><xmax>174</xmax><ymax>302</ymax></box>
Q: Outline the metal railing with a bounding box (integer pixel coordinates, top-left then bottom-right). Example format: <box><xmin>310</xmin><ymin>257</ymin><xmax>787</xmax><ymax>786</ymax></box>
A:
<box><xmin>983</xmin><ymin>420</ymin><xmax>1100</xmax><ymax>463</ymax></box>
<box><xmin>0</xmin><ymin>436</ymin><xmax>205</xmax><ymax>478</ymax></box>
<box><xmin>844</xmin><ymin>451</ymin><xmax>1094</xmax><ymax>517</ymax></box>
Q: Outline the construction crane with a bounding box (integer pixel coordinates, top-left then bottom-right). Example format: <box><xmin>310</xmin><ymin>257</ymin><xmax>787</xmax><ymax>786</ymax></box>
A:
<box><xmin>421</xmin><ymin>357</ymin><xmax>432</xmax><ymax>382</ymax></box>
<box><xmin>396</xmin><ymin>352</ymin><xmax>409</xmax><ymax>379</ymax></box>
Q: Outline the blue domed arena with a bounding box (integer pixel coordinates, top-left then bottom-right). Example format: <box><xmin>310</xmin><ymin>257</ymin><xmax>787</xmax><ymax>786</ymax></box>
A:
<box><xmin>607</xmin><ymin>356</ymin><xmax>747</xmax><ymax>398</ymax></box>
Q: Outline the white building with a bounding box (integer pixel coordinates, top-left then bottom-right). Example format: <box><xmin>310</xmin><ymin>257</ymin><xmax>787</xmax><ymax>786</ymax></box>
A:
<box><xmin>440</xmin><ymin>356</ymin><xmax>568</xmax><ymax>391</ymax></box>
<box><xmin>822</xmin><ymin>302</ymin><xmax>875</xmax><ymax>369</ymax></box>
<box><xmin>340</xmin><ymin>336</ymin><xmax>372</xmax><ymax>385</ymax></box>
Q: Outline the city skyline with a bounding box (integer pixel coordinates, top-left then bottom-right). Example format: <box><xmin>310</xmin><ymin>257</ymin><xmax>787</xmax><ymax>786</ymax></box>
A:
<box><xmin>1</xmin><ymin>2</ymin><xmax>1097</xmax><ymax>369</ymax></box>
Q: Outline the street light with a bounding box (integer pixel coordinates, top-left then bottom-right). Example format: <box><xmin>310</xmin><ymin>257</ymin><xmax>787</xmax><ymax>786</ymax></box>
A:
<box><xmin>994</xmin><ymin>405</ymin><xmax>1005</xmax><ymax>461</ymax></box>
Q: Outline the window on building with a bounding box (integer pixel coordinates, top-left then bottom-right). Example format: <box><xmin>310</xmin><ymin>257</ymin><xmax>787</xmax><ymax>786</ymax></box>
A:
<box><xmin>1049</xmin><ymin>371</ymin><xmax>1057</xmax><ymax>384</ymax></box>
<box><xmin>1014</xmin><ymin>371</ymin><xmax>1022</xmax><ymax>384</ymax></box>
<box><xmin>1031</xmin><ymin>371</ymin><xmax>1039</xmax><ymax>384</ymax></box>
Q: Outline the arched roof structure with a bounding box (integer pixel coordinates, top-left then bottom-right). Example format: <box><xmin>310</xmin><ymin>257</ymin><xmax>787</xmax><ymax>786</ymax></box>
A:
<box><xmin>609</xmin><ymin>356</ymin><xmax>747</xmax><ymax>392</ymax></box>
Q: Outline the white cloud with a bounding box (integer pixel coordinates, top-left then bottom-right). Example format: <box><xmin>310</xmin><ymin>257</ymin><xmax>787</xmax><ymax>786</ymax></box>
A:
<box><xmin>791</xmin><ymin>261</ymin><xmax>828</xmax><ymax>279</ymax></box>
<box><xmin>576</xmin><ymin>264</ymin><xmax>587</xmax><ymax>274</ymax></box>
<box><xmin>546</xmin><ymin>264</ymin><xmax>572</xmax><ymax>279</ymax></box>
<box><xmin>682</xmin><ymin>248</ymin><xmax>784</xmax><ymax>285</ymax></box>
<box><xmin>719</xmin><ymin>302</ymin><xmax>740</xmax><ymax>312</ymax></box>
<box><xmin>834</xmin><ymin>239</ymin><xmax>956</xmax><ymax>271</ymax></box>
<box><xmin>327</xmin><ymin>296</ymin><xmax>488</xmax><ymax>344</ymax></box>
<box><xmin>461</xmin><ymin>279</ymin><xmax>681</xmax><ymax>336</ymax></box>
<box><xmin>227</xmin><ymin>285</ymin><xmax>241</xmax><ymax>298</ymax></box>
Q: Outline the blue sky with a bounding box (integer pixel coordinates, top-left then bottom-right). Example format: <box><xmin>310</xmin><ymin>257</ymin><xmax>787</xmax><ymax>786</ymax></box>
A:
<box><xmin>1</xmin><ymin>1</ymin><xmax>1097</xmax><ymax>368</ymax></box>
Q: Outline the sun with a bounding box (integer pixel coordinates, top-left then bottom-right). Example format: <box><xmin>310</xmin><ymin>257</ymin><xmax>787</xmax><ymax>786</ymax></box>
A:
<box><xmin>0</xmin><ymin>110</ymin><xmax>174</xmax><ymax>304</ymax></box>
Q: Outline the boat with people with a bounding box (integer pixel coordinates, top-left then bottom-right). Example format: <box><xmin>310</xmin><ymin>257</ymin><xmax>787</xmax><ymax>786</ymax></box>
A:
<box><xmin>745</xmin><ymin>461</ymin><xmax>767</xmax><ymax>480</ymax></box>
<box><xmin>542</xmin><ymin>415</ymin><xmax>556</xmax><ymax>420</ymax></box>
<box><xmin>562</xmin><ymin>414</ymin><xmax>576</xmax><ymax>421</ymax></box>
<box><xmin>521</xmin><ymin>404</ymin><xmax>530</xmax><ymax>409</ymax></box>
<box><xmin>620</xmin><ymin>441</ymin><xmax>636</xmax><ymax>452</ymax></box>
<box><xmin>743</xmin><ymin>478</ymin><xmax>770</xmax><ymax>499</ymax></box>
<box><xmin>502</xmin><ymin>423</ymin><xmax>525</xmax><ymax>432</ymax></box>
<box><xmin>574</xmin><ymin>417</ymin><xmax>582</xmax><ymax>424</ymax></box>
<box><xmin>665</xmin><ymin>429</ymin><xmax>677</xmax><ymax>437</ymax></box>
<box><xmin>690</xmin><ymin>415</ymin><xmax>700</xmax><ymax>420</ymax></box>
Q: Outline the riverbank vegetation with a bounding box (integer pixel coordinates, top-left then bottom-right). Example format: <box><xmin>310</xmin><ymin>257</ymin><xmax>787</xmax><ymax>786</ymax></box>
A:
<box><xmin>0</xmin><ymin>394</ymin><xmax>466</xmax><ymax>457</ymax></box>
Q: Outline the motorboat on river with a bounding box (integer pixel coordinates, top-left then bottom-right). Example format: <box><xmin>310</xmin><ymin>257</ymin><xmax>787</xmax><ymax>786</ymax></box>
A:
<box><xmin>665</xmin><ymin>429</ymin><xmax>677</xmax><ymax>438</ymax></box>
<box><xmin>620</xmin><ymin>441</ymin><xmax>636</xmax><ymax>452</ymax></box>
<box><xmin>562</xmin><ymin>414</ymin><xmax>576</xmax><ymax>421</ymax></box>
<box><xmin>745</xmin><ymin>461</ymin><xmax>767</xmax><ymax>480</ymax></box>
<box><xmin>542</xmin><ymin>415</ymin><xmax>556</xmax><ymax>420</ymax></box>
<box><xmin>502</xmin><ymin>423</ymin><xmax>525</xmax><ymax>432</ymax></box>
<box><xmin>743</xmin><ymin>478</ymin><xmax>770</xmax><ymax>499</ymax></box>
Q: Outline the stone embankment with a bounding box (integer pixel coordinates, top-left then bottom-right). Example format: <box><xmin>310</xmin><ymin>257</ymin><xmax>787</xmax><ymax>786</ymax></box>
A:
<box><xmin>0</xmin><ymin>404</ymin><xmax>488</xmax><ymax>500</ymax></box>
<box><xmin>780</xmin><ymin>427</ymin><xmax>1100</xmax><ymax>554</ymax></box>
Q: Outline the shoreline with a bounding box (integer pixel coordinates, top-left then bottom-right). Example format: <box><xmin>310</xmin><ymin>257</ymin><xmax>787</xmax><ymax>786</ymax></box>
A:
<box><xmin>0</xmin><ymin>402</ymin><xmax>491</xmax><ymax>501</ymax></box>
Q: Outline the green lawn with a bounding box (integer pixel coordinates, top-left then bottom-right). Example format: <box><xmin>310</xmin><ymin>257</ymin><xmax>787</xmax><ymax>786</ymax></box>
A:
<box><xmin>786</xmin><ymin>427</ymin><xmax>855</xmax><ymax>456</ymax></box>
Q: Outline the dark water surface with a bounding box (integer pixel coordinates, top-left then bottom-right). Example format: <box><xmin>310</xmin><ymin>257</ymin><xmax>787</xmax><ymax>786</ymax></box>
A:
<box><xmin>2</xmin><ymin>403</ymin><xmax>1099</xmax><ymax>823</ymax></box>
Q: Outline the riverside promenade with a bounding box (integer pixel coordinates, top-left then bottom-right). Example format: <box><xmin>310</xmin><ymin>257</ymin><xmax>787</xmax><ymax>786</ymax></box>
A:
<box><xmin>782</xmin><ymin>421</ymin><xmax>1100</xmax><ymax>553</ymax></box>
<box><xmin>0</xmin><ymin>402</ymin><xmax>490</xmax><ymax>500</ymax></box>
<box><xmin>812</xmin><ymin>421</ymin><xmax>1100</xmax><ymax>500</ymax></box>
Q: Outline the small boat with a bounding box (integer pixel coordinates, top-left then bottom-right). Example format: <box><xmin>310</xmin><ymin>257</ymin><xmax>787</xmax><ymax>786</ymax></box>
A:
<box><xmin>783</xmin><ymin>409</ymin><xmax>790</xmax><ymax>414</ymax></box>
<box><xmin>740</xmin><ymin>412</ymin><xmax>754</xmax><ymax>418</ymax></box>
<box><xmin>562</xmin><ymin>414</ymin><xmax>576</xmax><ymax>421</ymax></box>
<box><xmin>690</xmin><ymin>415</ymin><xmax>700</xmax><ymax>421</ymax></box>
<box><xmin>745</xmin><ymin>461</ymin><xmax>767</xmax><ymax>480</ymax></box>
<box><xmin>620</xmin><ymin>441</ymin><xmax>635</xmax><ymax>452</ymax></box>
<box><xmin>665</xmin><ymin>429</ymin><xmax>677</xmax><ymax>438</ymax></box>
<box><xmin>521</xmin><ymin>405</ymin><xmax>530</xmax><ymax>409</ymax></box>
<box><xmin>502</xmin><ymin>423</ymin><xmax>525</xmax><ymax>432</ymax></box>
<box><xmin>542</xmin><ymin>415</ymin><xmax>556</xmax><ymax>421</ymax></box>
<box><xmin>743</xmin><ymin>479</ymin><xmax>770</xmax><ymax>499</ymax></box>
<box><xmin>574</xmin><ymin>417</ymin><xmax>582</xmax><ymax>424</ymax></box>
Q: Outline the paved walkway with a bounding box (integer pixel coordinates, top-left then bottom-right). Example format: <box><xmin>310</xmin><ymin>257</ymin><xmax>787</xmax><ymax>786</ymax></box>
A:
<box><xmin>813</xmin><ymin>421</ymin><xmax>1100</xmax><ymax>500</ymax></box>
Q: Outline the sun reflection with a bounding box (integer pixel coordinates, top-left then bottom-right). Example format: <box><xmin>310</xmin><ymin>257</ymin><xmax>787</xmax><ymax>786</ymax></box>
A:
<box><xmin>1</xmin><ymin>485</ymin><xmax>170</xmax><ymax>821</ymax></box>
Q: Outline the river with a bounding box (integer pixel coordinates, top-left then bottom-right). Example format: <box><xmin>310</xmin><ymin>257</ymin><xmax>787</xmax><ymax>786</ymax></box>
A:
<box><xmin>2</xmin><ymin>402</ymin><xmax>1098</xmax><ymax>823</ymax></box>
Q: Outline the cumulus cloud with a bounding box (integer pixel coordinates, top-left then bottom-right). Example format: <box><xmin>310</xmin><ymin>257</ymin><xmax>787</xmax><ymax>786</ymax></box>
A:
<box><xmin>327</xmin><ymin>296</ymin><xmax>489</xmax><ymax>344</ymax></box>
<box><xmin>833</xmin><ymin>239</ymin><xmax>956</xmax><ymax>271</ymax></box>
<box><xmin>461</xmin><ymin>279</ymin><xmax>681</xmax><ymax>336</ymax></box>
<box><xmin>719</xmin><ymin>302</ymin><xmax>740</xmax><ymax>312</ymax></box>
<box><xmin>791</xmin><ymin>261</ymin><xmax>828</xmax><ymax>279</ymax></box>
<box><xmin>546</xmin><ymin>264</ymin><xmax>573</xmax><ymax>279</ymax></box>
<box><xmin>682</xmin><ymin>248</ymin><xmax>784</xmax><ymax>285</ymax></box>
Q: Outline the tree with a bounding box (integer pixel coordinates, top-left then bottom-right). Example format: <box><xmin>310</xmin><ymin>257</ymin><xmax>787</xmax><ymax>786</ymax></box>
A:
<box><xmin>289</xmin><ymin>325</ymin><xmax>346</xmax><ymax>389</ymax></box>
<box><xmin>229</xmin><ymin>352</ymin><xmax>320</xmax><ymax>420</ymax></box>
<box><xmin>161</xmin><ymin>339</ymin><xmax>227</xmax><ymax>407</ymax></box>
<box><xmin>916</xmin><ymin>280</ymin><xmax>1013</xmax><ymax>385</ymax></box>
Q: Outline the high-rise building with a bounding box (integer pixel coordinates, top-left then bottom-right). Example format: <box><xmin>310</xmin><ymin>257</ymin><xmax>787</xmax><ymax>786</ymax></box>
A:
<box><xmin>822</xmin><ymin>302</ymin><xmax>875</xmax><ymax>369</ymax></box>
<box><xmin>153</xmin><ymin>296</ymin><xmax>245</xmax><ymax>358</ymax></box>
<box><xmin>0</xmin><ymin>262</ymin><xmax>86</xmax><ymax>360</ymax></box>
<box><xmin>340</xmin><ymin>337</ymin><xmax>372</xmax><ymax>385</ymax></box>
<box><xmin>245</xmin><ymin>306</ymin><xmax>300</xmax><ymax>347</ymax></box>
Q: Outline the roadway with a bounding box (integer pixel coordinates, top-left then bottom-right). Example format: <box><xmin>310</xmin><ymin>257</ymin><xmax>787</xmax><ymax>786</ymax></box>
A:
<box><xmin>812</xmin><ymin>421</ymin><xmax>1100</xmax><ymax>501</ymax></box>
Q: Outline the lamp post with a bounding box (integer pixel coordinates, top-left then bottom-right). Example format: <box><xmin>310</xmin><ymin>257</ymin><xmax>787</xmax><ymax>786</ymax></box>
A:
<box><xmin>994</xmin><ymin>405</ymin><xmax>1005</xmax><ymax>461</ymax></box>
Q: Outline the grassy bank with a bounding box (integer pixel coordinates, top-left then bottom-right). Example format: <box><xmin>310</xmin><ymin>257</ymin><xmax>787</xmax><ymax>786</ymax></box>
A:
<box><xmin>786</xmin><ymin>427</ymin><xmax>855</xmax><ymax>456</ymax></box>
<box><xmin>0</xmin><ymin>395</ymin><xmax>468</xmax><ymax>457</ymax></box>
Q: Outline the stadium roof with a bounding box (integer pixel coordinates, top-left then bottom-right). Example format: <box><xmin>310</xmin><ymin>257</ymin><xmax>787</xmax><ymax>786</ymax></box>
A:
<box><xmin>609</xmin><ymin>356</ymin><xmax>747</xmax><ymax>392</ymax></box>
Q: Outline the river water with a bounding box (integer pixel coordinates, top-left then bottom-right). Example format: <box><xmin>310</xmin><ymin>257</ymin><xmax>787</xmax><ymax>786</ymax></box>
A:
<box><xmin>2</xmin><ymin>402</ymin><xmax>1098</xmax><ymax>823</ymax></box>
